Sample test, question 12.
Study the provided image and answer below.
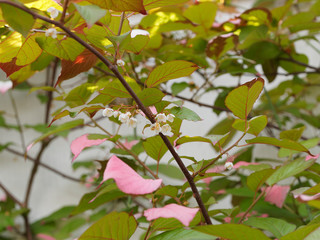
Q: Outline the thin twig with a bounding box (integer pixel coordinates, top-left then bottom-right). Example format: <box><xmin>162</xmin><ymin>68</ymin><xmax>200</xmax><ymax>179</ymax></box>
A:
<box><xmin>128</xmin><ymin>53</ymin><xmax>141</xmax><ymax>83</ymax></box>
<box><xmin>114</xmin><ymin>12</ymin><xmax>125</xmax><ymax>63</ymax></box>
<box><xmin>238</xmin><ymin>187</ymin><xmax>267</xmax><ymax>223</ymax></box>
<box><xmin>93</xmin><ymin>66</ymin><xmax>116</xmax><ymax>78</ymax></box>
<box><xmin>5</xmin><ymin>147</ymin><xmax>81</xmax><ymax>182</ymax></box>
<box><xmin>8</xmin><ymin>91</ymin><xmax>26</xmax><ymax>151</ymax></box>
<box><xmin>162</xmin><ymin>89</ymin><xmax>230</xmax><ymax>112</ymax></box>
<box><xmin>193</xmin><ymin>132</ymin><xmax>246</xmax><ymax>177</ymax></box>
<box><xmin>278</xmin><ymin>57</ymin><xmax>320</xmax><ymax>72</ymax></box>
<box><xmin>0</xmin><ymin>182</ymin><xmax>24</xmax><ymax>207</ymax></box>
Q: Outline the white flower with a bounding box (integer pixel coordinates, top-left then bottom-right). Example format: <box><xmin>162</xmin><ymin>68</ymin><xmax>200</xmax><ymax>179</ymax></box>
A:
<box><xmin>113</xmin><ymin>111</ymin><xmax>119</xmax><ymax>118</ymax></box>
<box><xmin>145</xmin><ymin>57</ymin><xmax>156</xmax><ymax>67</ymax></box>
<box><xmin>45</xmin><ymin>28</ymin><xmax>57</xmax><ymax>39</ymax></box>
<box><xmin>47</xmin><ymin>7</ymin><xmax>60</xmax><ymax>19</ymax></box>
<box><xmin>161</xmin><ymin>124</ymin><xmax>171</xmax><ymax>134</ymax></box>
<box><xmin>131</xmin><ymin>29</ymin><xmax>149</xmax><ymax>38</ymax></box>
<box><xmin>150</xmin><ymin>122</ymin><xmax>161</xmax><ymax>134</ymax></box>
<box><xmin>224</xmin><ymin>162</ymin><xmax>233</xmax><ymax>171</ymax></box>
<box><xmin>171</xmin><ymin>30</ymin><xmax>187</xmax><ymax>40</ymax></box>
<box><xmin>167</xmin><ymin>114</ymin><xmax>175</xmax><ymax>122</ymax></box>
<box><xmin>128</xmin><ymin>117</ymin><xmax>137</xmax><ymax>128</ymax></box>
<box><xmin>102</xmin><ymin>108</ymin><xmax>114</xmax><ymax>117</ymax></box>
<box><xmin>156</xmin><ymin>113</ymin><xmax>166</xmax><ymax>123</ymax></box>
<box><xmin>117</xmin><ymin>59</ymin><xmax>125</xmax><ymax>67</ymax></box>
<box><xmin>126</xmin><ymin>112</ymin><xmax>132</xmax><ymax>117</ymax></box>
<box><xmin>0</xmin><ymin>80</ymin><xmax>13</xmax><ymax>94</ymax></box>
<box><xmin>119</xmin><ymin>113</ymin><xmax>130</xmax><ymax>123</ymax></box>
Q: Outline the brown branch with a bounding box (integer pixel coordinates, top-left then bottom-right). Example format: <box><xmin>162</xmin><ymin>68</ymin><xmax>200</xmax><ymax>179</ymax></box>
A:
<box><xmin>278</xmin><ymin>57</ymin><xmax>320</xmax><ymax>72</ymax></box>
<box><xmin>0</xmin><ymin>0</ymin><xmax>212</xmax><ymax>225</ymax></box>
<box><xmin>45</xmin><ymin>58</ymin><xmax>58</xmax><ymax>123</ymax></box>
<box><xmin>60</xmin><ymin>0</ymin><xmax>70</xmax><ymax>24</ymax></box>
<box><xmin>0</xmin><ymin>181</ymin><xmax>24</xmax><ymax>208</ymax></box>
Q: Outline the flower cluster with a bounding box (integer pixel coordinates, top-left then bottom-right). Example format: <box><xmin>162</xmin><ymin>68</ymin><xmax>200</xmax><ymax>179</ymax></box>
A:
<box><xmin>45</xmin><ymin>28</ymin><xmax>57</xmax><ymax>39</ymax></box>
<box><xmin>102</xmin><ymin>108</ymin><xmax>137</xmax><ymax>128</ymax></box>
<box><xmin>149</xmin><ymin>113</ymin><xmax>175</xmax><ymax>135</ymax></box>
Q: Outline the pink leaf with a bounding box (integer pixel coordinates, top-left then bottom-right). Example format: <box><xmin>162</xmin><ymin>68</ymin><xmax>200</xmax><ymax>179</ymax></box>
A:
<box><xmin>233</xmin><ymin>161</ymin><xmax>260</xmax><ymax>169</ymax></box>
<box><xmin>202</xmin><ymin>165</ymin><xmax>225</xmax><ymax>185</ymax></box>
<box><xmin>36</xmin><ymin>234</ymin><xmax>56</xmax><ymax>240</ymax></box>
<box><xmin>144</xmin><ymin>203</ymin><xmax>199</xmax><ymax>226</ymax></box>
<box><xmin>294</xmin><ymin>192</ymin><xmax>320</xmax><ymax>202</ymax></box>
<box><xmin>263</xmin><ymin>185</ymin><xmax>290</xmax><ymax>208</ymax></box>
<box><xmin>103</xmin><ymin>155</ymin><xmax>162</xmax><ymax>195</ymax></box>
<box><xmin>116</xmin><ymin>140</ymin><xmax>139</xmax><ymax>150</ymax></box>
<box><xmin>71</xmin><ymin>134</ymin><xmax>106</xmax><ymax>162</ymax></box>
<box><xmin>306</xmin><ymin>154</ymin><xmax>319</xmax><ymax>161</ymax></box>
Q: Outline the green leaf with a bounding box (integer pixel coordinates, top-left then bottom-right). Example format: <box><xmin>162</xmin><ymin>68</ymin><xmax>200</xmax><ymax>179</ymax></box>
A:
<box><xmin>143</xmin><ymin>136</ymin><xmax>170</xmax><ymax>161</ymax></box>
<box><xmin>64</xmin><ymin>83</ymin><xmax>98</xmax><ymax>108</ymax></box>
<box><xmin>145</xmin><ymin>60</ymin><xmax>198</xmax><ymax>88</ymax></box>
<box><xmin>74</xmin><ymin>3</ymin><xmax>107</xmax><ymax>27</ymax></box>
<box><xmin>119</xmin><ymin>32</ymin><xmax>150</xmax><ymax>54</ymax></box>
<box><xmin>232</xmin><ymin>115</ymin><xmax>267</xmax><ymax>136</ymax></box>
<box><xmin>171</xmin><ymin>82</ymin><xmax>189</xmax><ymax>95</ymax></box>
<box><xmin>266</xmin><ymin>157</ymin><xmax>316</xmax><ymax>186</ymax></box>
<box><xmin>149</xmin><ymin>228</ymin><xmax>214</xmax><ymax>240</ymax></box>
<box><xmin>155</xmin><ymin>185</ymin><xmax>178</xmax><ymax>198</ymax></box>
<box><xmin>280</xmin><ymin>223</ymin><xmax>320</xmax><ymax>240</ymax></box>
<box><xmin>79</xmin><ymin>212</ymin><xmax>137</xmax><ymax>240</ymax></box>
<box><xmin>183</xmin><ymin>2</ymin><xmax>217</xmax><ymax>29</ymax></box>
<box><xmin>280</xmin><ymin>53</ymin><xmax>308</xmax><ymax>73</ymax></box>
<box><xmin>225</xmin><ymin>78</ymin><xmax>264</xmax><ymax>120</ymax></box>
<box><xmin>243</xmin><ymin>41</ymin><xmax>281</xmax><ymax>62</ymax></box>
<box><xmin>87</xmin><ymin>0</ymin><xmax>146</xmax><ymax>14</ymax></box>
<box><xmin>0</xmin><ymin>32</ymin><xmax>42</xmax><ymax>70</ymax></box>
<box><xmin>176</xmin><ymin>136</ymin><xmax>212</xmax><ymax>145</ymax></box>
<box><xmin>100</xmin><ymin>77</ymin><xmax>141</xmax><ymax>98</ymax></box>
<box><xmin>278</xmin><ymin>138</ymin><xmax>319</xmax><ymax>158</ymax></box>
<box><xmin>244</xmin><ymin>217</ymin><xmax>296</xmax><ymax>239</ymax></box>
<box><xmin>280</xmin><ymin>126</ymin><xmax>305</xmax><ymax>141</ymax></box>
<box><xmin>170</xmin><ymin>106</ymin><xmax>201</xmax><ymax>121</ymax></box>
<box><xmin>31</xmin><ymin>52</ymin><xmax>55</xmax><ymax>71</ymax></box>
<box><xmin>29</xmin><ymin>86</ymin><xmax>58</xmax><ymax>94</ymax></box>
<box><xmin>246</xmin><ymin>137</ymin><xmax>310</xmax><ymax>153</ymax></box>
<box><xmin>0</xmin><ymin>3</ymin><xmax>35</xmax><ymax>37</ymax></box>
<box><xmin>148</xmin><ymin>164</ymin><xmax>185</xmax><ymax>180</ymax></box>
<box><xmin>136</xmin><ymin>88</ymin><xmax>164</xmax><ymax>106</ymax></box>
<box><xmin>282</xmin><ymin>12</ymin><xmax>316</xmax><ymax>28</ymax></box>
<box><xmin>247</xmin><ymin>168</ymin><xmax>275</xmax><ymax>192</ymax></box>
<box><xmin>72</xmin><ymin>184</ymin><xmax>125</xmax><ymax>215</ymax></box>
<box><xmin>36</xmin><ymin>36</ymin><xmax>85</xmax><ymax>61</ymax></box>
<box><xmin>194</xmin><ymin>224</ymin><xmax>271</xmax><ymax>240</ymax></box>
<box><xmin>143</xmin><ymin>0</ymin><xmax>188</xmax><ymax>10</ymax></box>
<box><xmin>262</xmin><ymin>59</ymin><xmax>278</xmax><ymax>82</ymax></box>
<box><xmin>29</xmin><ymin>119</ymin><xmax>84</xmax><ymax>148</ymax></box>
<box><xmin>31</xmin><ymin>206</ymin><xmax>75</xmax><ymax>230</ymax></box>
<box><xmin>241</xmin><ymin>7</ymin><xmax>272</xmax><ymax>25</ymax></box>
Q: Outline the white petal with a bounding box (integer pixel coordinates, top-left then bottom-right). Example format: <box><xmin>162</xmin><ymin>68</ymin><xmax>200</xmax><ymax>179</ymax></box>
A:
<box><xmin>131</xmin><ymin>29</ymin><xmax>149</xmax><ymax>38</ymax></box>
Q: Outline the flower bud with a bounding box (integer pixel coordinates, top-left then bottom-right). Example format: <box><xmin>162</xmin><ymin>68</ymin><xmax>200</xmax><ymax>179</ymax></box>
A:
<box><xmin>224</xmin><ymin>162</ymin><xmax>233</xmax><ymax>171</ymax></box>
